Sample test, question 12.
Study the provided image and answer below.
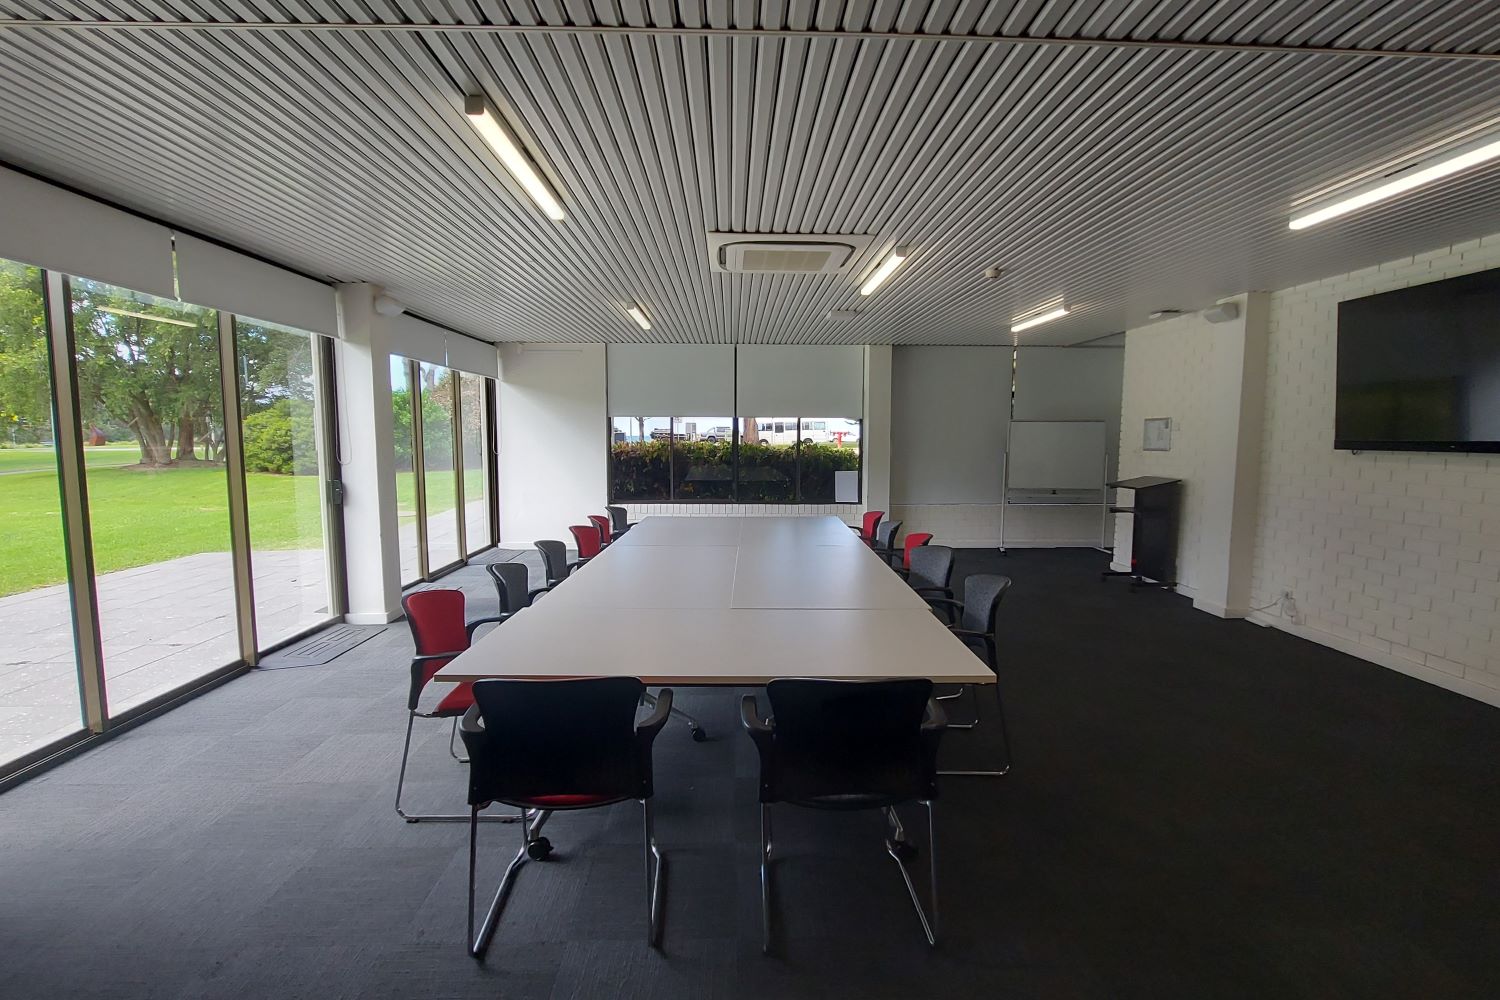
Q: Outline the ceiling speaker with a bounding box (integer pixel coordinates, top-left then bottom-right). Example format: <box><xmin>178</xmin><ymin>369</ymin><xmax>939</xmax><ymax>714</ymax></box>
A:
<box><xmin>1201</xmin><ymin>302</ymin><xmax>1239</xmax><ymax>324</ymax></box>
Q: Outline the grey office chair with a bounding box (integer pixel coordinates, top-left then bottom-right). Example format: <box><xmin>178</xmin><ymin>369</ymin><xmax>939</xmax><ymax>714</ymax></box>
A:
<box><xmin>606</xmin><ymin>505</ymin><xmax>634</xmax><ymax>536</ymax></box>
<box><xmin>925</xmin><ymin>574</ymin><xmax>1013</xmax><ymax>776</ymax></box>
<box><xmin>870</xmin><ymin>518</ymin><xmax>902</xmax><ymax>563</ymax></box>
<box><xmin>534</xmin><ymin>539</ymin><xmax>579</xmax><ymax>587</ymax></box>
<box><xmin>905</xmin><ymin>545</ymin><xmax>955</xmax><ymax>606</ymax></box>
<box><xmin>486</xmin><ymin>562</ymin><xmax>551</xmax><ymax>612</ymax></box>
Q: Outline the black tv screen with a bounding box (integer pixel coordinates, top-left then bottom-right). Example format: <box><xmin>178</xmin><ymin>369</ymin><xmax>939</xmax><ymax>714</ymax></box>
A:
<box><xmin>1336</xmin><ymin>268</ymin><xmax>1500</xmax><ymax>453</ymax></box>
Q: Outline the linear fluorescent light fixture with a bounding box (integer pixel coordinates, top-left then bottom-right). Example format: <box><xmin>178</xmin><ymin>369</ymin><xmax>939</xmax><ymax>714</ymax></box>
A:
<box><xmin>1290</xmin><ymin>132</ymin><xmax>1500</xmax><ymax>230</ymax></box>
<box><xmin>464</xmin><ymin>95</ymin><xmax>566</xmax><ymax>221</ymax></box>
<box><xmin>625</xmin><ymin>305</ymin><xmax>652</xmax><ymax>330</ymax></box>
<box><xmin>1010</xmin><ymin>305</ymin><xmax>1069</xmax><ymax>333</ymax></box>
<box><xmin>860</xmin><ymin>246</ymin><xmax>912</xmax><ymax>296</ymax></box>
<box><xmin>99</xmin><ymin>305</ymin><xmax>195</xmax><ymax>328</ymax></box>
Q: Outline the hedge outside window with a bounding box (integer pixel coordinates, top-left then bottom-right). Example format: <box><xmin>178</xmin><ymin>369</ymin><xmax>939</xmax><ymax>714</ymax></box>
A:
<box><xmin>672</xmin><ymin>416</ymin><xmax>734</xmax><ymax>499</ymax></box>
<box><xmin>610</xmin><ymin>416</ymin><xmax>671</xmax><ymax>500</ymax></box>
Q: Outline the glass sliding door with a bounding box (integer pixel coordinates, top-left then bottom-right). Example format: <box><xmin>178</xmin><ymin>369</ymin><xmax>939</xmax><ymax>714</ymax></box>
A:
<box><xmin>390</xmin><ymin>356</ymin><xmax>421</xmax><ymax>584</ymax></box>
<box><xmin>459</xmin><ymin>372</ymin><xmax>491</xmax><ymax>554</ymax></box>
<box><xmin>0</xmin><ymin>259</ymin><xmax>87</xmax><ymax>767</ymax></box>
<box><xmin>235</xmin><ymin>318</ymin><xmax>334</xmax><ymax>648</ymax></box>
<box><xmin>68</xmin><ymin>277</ymin><xmax>238</xmax><ymax>714</ymax></box>
<box><xmin>417</xmin><ymin>362</ymin><xmax>461</xmax><ymax>571</ymax></box>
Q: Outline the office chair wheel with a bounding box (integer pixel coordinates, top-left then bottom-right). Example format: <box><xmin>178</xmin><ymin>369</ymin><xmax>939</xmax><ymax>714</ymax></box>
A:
<box><xmin>691</xmin><ymin>726</ymin><xmax>708</xmax><ymax>742</ymax></box>
<box><xmin>527</xmin><ymin>837</ymin><xmax>554</xmax><ymax>861</ymax></box>
<box><xmin>885</xmin><ymin>838</ymin><xmax>918</xmax><ymax>862</ymax></box>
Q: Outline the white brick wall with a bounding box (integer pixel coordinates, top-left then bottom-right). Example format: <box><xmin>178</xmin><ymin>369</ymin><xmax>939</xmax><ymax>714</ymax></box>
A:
<box><xmin>887</xmin><ymin>503</ymin><xmax>1107</xmax><ymax>548</ymax></box>
<box><xmin>622</xmin><ymin>502</ymin><xmax>863</xmax><ymax>520</ymax></box>
<box><xmin>1114</xmin><ymin>312</ymin><xmax>1221</xmax><ymax>592</ymax></box>
<box><xmin>1249</xmin><ymin>236</ymin><xmax>1500</xmax><ymax>698</ymax></box>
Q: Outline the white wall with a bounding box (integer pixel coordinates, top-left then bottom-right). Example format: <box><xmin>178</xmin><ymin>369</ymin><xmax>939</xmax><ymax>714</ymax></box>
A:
<box><xmin>1118</xmin><ymin>235</ymin><xmax>1500</xmax><ymax>707</ymax></box>
<box><xmin>497</xmin><ymin>344</ymin><xmax>608</xmax><ymax>544</ymax></box>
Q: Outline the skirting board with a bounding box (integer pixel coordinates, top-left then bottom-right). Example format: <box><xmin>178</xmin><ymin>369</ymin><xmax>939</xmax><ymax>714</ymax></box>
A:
<box><xmin>1248</xmin><ymin>612</ymin><xmax>1500</xmax><ymax>710</ymax></box>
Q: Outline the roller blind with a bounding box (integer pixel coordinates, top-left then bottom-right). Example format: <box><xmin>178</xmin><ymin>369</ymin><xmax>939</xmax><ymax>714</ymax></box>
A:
<box><xmin>389</xmin><ymin>314</ymin><xmax>499</xmax><ymax>379</ymax></box>
<box><xmin>0</xmin><ymin>166</ymin><xmax>175</xmax><ymax>298</ymax></box>
<box><xmin>735</xmin><ymin>345</ymin><xmax>863</xmax><ymax>416</ymax></box>
<box><xmin>175</xmin><ymin>233</ymin><xmax>339</xmax><ymax>337</ymax></box>
<box><xmin>607</xmin><ymin>345</ymin><xmax>734</xmax><ymax>416</ymax></box>
<box><xmin>889</xmin><ymin>346</ymin><xmax>1011</xmax><ymax>504</ymax></box>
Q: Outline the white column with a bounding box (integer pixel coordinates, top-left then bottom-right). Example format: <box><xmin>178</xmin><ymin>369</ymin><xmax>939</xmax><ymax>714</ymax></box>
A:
<box><xmin>862</xmin><ymin>345</ymin><xmax>892</xmax><ymax>512</ymax></box>
<box><xmin>334</xmin><ymin>283</ymin><xmax>405</xmax><ymax>624</ymax></box>
<box><xmin>1194</xmin><ymin>292</ymin><xmax>1270</xmax><ymax>617</ymax></box>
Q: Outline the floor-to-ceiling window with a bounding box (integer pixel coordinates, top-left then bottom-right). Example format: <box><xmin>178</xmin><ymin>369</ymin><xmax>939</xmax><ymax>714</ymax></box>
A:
<box><xmin>390</xmin><ymin>356</ymin><xmax>421</xmax><ymax>585</ymax></box>
<box><xmin>459</xmin><ymin>371</ymin><xmax>491</xmax><ymax>554</ymax></box>
<box><xmin>236</xmin><ymin>318</ymin><xmax>335</xmax><ymax>648</ymax></box>
<box><xmin>69</xmin><ymin>278</ymin><xmax>239</xmax><ymax>714</ymax></box>
<box><xmin>0</xmin><ymin>259</ymin><xmax>85</xmax><ymax>768</ymax></box>
<box><xmin>418</xmin><ymin>362</ymin><xmax>461</xmax><ymax>571</ymax></box>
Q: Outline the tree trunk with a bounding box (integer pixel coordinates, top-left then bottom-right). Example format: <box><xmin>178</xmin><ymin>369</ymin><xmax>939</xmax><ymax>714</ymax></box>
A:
<box><xmin>132</xmin><ymin>407</ymin><xmax>172</xmax><ymax>466</ymax></box>
<box><xmin>176</xmin><ymin>408</ymin><xmax>197</xmax><ymax>463</ymax></box>
<box><xmin>742</xmin><ymin>418</ymin><xmax>761</xmax><ymax>445</ymax></box>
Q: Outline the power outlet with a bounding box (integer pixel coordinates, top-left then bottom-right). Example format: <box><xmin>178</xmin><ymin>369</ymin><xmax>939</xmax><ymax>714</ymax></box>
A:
<box><xmin>1279</xmin><ymin>590</ymin><xmax>1301</xmax><ymax>624</ymax></box>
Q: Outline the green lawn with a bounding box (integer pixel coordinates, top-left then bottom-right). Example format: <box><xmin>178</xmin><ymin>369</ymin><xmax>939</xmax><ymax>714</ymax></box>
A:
<box><xmin>0</xmin><ymin>444</ymin><xmax>144</xmax><ymax>474</ymax></box>
<box><xmin>0</xmin><ymin>460</ymin><xmax>482</xmax><ymax>598</ymax></box>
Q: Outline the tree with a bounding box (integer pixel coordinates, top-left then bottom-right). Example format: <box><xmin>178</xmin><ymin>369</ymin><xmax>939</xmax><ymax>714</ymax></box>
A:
<box><xmin>0</xmin><ymin>261</ymin><xmax>53</xmax><ymax>442</ymax></box>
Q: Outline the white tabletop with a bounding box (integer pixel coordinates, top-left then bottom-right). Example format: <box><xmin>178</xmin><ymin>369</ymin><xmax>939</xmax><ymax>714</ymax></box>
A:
<box><xmin>437</xmin><ymin>516</ymin><xmax>992</xmax><ymax>687</ymax></box>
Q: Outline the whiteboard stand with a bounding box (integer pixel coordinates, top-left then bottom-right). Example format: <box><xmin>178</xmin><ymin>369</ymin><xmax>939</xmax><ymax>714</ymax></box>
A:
<box><xmin>998</xmin><ymin>420</ymin><xmax>1111</xmax><ymax>553</ymax></box>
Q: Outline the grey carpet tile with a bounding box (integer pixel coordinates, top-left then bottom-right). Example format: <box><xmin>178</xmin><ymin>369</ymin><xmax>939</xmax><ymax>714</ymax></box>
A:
<box><xmin>2</xmin><ymin>550</ymin><xmax>1498</xmax><ymax>998</ymax></box>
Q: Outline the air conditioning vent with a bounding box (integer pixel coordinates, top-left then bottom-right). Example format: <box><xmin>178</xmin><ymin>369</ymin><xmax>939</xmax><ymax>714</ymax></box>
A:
<box><xmin>708</xmin><ymin>233</ymin><xmax>873</xmax><ymax>274</ymax></box>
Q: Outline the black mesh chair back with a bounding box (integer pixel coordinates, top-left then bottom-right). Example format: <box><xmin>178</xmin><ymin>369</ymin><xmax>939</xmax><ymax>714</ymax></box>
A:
<box><xmin>462</xmin><ymin>677</ymin><xmax>656</xmax><ymax>808</ymax></box>
<box><xmin>907</xmin><ymin>545</ymin><xmax>954</xmax><ymax>592</ymax></box>
<box><xmin>607</xmin><ymin>505</ymin><xmax>631</xmax><ymax>533</ymax></box>
<box><xmin>486</xmin><ymin>562</ymin><xmax>530</xmax><ymax>614</ymax></box>
<box><xmin>535</xmin><ymin>539</ymin><xmax>570</xmax><ymax>585</ymax></box>
<box><xmin>751</xmin><ymin>679</ymin><xmax>940</xmax><ymax>808</ymax></box>
<box><xmin>961</xmin><ymin>574</ymin><xmax>1012</xmax><ymax>634</ymax></box>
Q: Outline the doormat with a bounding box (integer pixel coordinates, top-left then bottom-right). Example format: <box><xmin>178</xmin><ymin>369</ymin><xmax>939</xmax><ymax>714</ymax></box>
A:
<box><xmin>258</xmin><ymin>625</ymin><xmax>386</xmax><ymax>669</ymax></box>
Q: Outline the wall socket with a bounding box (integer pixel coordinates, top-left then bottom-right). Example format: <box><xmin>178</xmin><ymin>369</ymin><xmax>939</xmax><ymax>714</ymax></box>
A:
<box><xmin>1279</xmin><ymin>590</ymin><xmax>1301</xmax><ymax>623</ymax></box>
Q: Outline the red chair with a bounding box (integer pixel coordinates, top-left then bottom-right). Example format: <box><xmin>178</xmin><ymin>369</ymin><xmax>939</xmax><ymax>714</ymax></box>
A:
<box><xmin>396</xmin><ymin>589</ymin><xmax>507</xmax><ymax>823</ymax></box>
<box><xmin>850</xmin><ymin>510</ymin><xmax>884</xmax><ymax>545</ymax></box>
<box><xmin>901</xmin><ymin>532</ymin><xmax>934</xmax><ymax>569</ymax></box>
<box><xmin>588</xmin><ymin>513</ymin><xmax>613</xmax><ymax>547</ymax></box>
<box><xmin>569</xmin><ymin>523</ymin><xmax>603</xmax><ymax>563</ymax></box>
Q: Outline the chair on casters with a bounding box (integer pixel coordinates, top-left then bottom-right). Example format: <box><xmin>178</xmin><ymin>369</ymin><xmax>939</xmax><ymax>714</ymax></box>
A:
<box><xmin>891</xmin><ymin>532</ymin><xmax>933</xmax><ymax>572</ymax></box>
<box><xmin>904</xmin><ymin>545</ymin><xmax>955</xmax><ymax>606</ymax></box>
<box><xmin>870</xmin><ymin>518</ymin><xmax>903</xmax><ymax>564</ymax></box>
<box><xmin>606</xmin><ymin>505</ymin><xmax>634</xmax><ymax>536</ymax></box>
<box><xmin>396</xmin><ymin>589</ymin><xmax>514</xmax><ymax>823</ymax></box>
<box><xmin>486</xmin><ymin>562</ymin><xmax>551</xmax><ymax>612</ymax></box>
<box><xmin>459</xmin><ymin>677</ymin><xmax>671</xmax><ymax>959</ymax></box>
<box><xmin>588</xmin><ymin>514</ymin><xmax>613</xmax><ymax>547</ymax></box>
<box><xmin>568</xmin><ymin>524</ymin><xmax>603</xmax><ymax>565</ymax></box>
<box><xmin>742</xmin><ymin>679</ymin><xmax>946</xmax><ymax>953</ymax></box>
<box><xmin>849</xmin><ymin>510</ymin><xmax>883</xmax><ymax>544</ymax></box>
<box><xmin>535</xmin><ymin>539</ymin><xmax>580</xmax><ymax>587</ymax></box>
<box><xmin>924</xmin><ymin>574</ymin><xmax>1013</xmax><ymax>777</ymax></box>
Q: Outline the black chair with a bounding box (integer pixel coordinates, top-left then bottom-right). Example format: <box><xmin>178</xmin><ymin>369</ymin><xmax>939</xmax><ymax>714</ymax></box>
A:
<box><xmin>606</xmin><ymin>505</ymin><xmax>634</xmax><ymax>536</ymax></box>
<box><xmin>459</xmin><ymin>677</ymin><xmax>672</xmax><ymax>959</ymax></box>
<box><xmin>904</xmin><ymin>544</ymin><xmax>955</xmax><ymax>606</ymax></box>
<box><xmin>870</xmin><ymin>518</ymin><xmax>902</xmax><ymax>563</ymax></box>
<box><xmin>741</xmin><ymin>679</ymin><xmax>947</xmax><ymax>952</ymax></box>
<box><xmin>925</xmin><ymin>574</ymin><xmax>1013</xmax><ymax>776</ymax></box>
<box><xmin>534</xmin><ymin>539</ymin><xmax>580</xmax><ymax>587</ymax></box>
<box><xmin>486</xmin><ymin>562</ymin><xmax>551</xmax><ymax>613</ymax></box>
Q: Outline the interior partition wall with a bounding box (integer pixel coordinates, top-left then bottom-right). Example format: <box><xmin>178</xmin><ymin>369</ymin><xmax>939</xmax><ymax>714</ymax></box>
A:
<box><xmin>0</xmin><ymin>256</ymin><xmax>344</xmax><ymax>784</ymax></box>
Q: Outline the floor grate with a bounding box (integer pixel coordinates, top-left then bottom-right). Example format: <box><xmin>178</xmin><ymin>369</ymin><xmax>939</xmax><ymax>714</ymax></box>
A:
<box><xmin>258</xmin><ymin>625</ymin><xmax>386</xmax><ymax>669</ymax></box>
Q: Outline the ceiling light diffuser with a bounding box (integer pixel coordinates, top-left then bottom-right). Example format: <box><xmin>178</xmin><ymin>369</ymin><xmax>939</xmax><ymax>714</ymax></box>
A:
<box><xmin>859</xmin><ymin>246</ymin><xmax>911</xmax><ymax>296</ymax></box>
<box><xmin>626</xmin><ymin>305</ymin><xmax>652</xmax><ymax>330</ymax></box>
<box><xmin>99</xmin><ymin>305</ymin><xmax>195</xmax><ymax>328</ymax></box>
<box><xmin>1010</xmin><ymin>305</ymin><xmax>1069</xmax><ymax>332</ymax></box>
<box><xmin>1290</xmin><ymin>132</ymin><xmax>1500</xmax><ymax>230</ymax></box>
<box><xmin>464</xmin><ymin>95</ymin><xmax>566</xmax><ymax>221</ymax></box>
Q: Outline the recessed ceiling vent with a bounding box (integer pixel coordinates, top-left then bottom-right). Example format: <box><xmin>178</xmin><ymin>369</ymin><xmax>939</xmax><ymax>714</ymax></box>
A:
<box><xmin>708</xmin><ymin>233</ymin><xmax>873</xmax><ymax>274</ymax></box>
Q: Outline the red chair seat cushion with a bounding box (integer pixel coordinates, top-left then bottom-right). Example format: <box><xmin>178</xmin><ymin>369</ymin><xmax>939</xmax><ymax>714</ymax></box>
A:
<box><xmin>433</xmin><ymin>682</ymin><xmax>476</xmax><ymax>716</ymax></box>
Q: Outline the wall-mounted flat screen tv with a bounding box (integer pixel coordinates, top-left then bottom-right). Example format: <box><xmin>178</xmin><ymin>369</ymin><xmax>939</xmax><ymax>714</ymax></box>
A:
<box><xmin>1336</xmin><ymin>267</ymin><xmax>1500</xmax><ymax>452</ymax></box>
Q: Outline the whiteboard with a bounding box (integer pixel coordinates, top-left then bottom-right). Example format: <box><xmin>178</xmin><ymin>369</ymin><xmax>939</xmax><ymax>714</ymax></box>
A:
<box><xmin>1006</xmin><ymin>421</ymin><xmax>1107</xmax><ymax>490</ymax></box>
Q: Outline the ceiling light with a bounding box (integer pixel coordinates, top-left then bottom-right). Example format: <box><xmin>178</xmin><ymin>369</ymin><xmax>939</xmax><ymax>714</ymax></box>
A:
<box><xmin>859</xmin><ymin>246</ymin><xmax>911</xmax><ymax>296</ymax></box>
<box><xmin>99</xmin><ymin>305</ymin><xmax>195</xmax><ymax>328</ymax></box>
<box><xmin>1010</xmin><ymin>305</ymin><xmax>1069</xmax><ymax>333</ymax></box>
<box><xmin>464</xmin><ymin>95</ymin><xmax>566</xmax><ymax>221</ymax></box>
<box><xmin>1290</xmin><ymin>132</ymin><xmax>1500</xmax><ymax>230</ymax></box>
<box><xmin>625</xmin><ymin>305</ymin><xmax>652</xmax><ymax>330</ymax></box>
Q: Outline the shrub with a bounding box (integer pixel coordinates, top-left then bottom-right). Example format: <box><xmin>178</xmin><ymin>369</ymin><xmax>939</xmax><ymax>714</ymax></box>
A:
<box><xmin>609</xmin><ymin>439</ymin><xmax>859</xmax><ymax>502</ymax></box>
<box><xmin>242</xmin><ymin>399</ymin><xmax>318</xmax><ymax>474</ymax></box>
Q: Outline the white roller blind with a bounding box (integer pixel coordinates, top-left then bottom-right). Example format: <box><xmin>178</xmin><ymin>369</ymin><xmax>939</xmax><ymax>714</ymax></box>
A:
<box><xmin>735</xmin><ymin>345</ymin><xmax>864</xmax><ymax>416</ymax></box>
<box><xmin>175</xmin><ymin>233</ymin><xmax>338</xmax><ymax>337</ymax></box>
<box><xmin>889</xmin><ymin>346</ymin><xmax>1011</xmax><ymax>504</ymax></box>
<box><xmin>607</xmin><ymin>345</ymin><xmax>734</xmax><ymax>416</ymax></box>
<box><xmin>0</xmin><ymin>166</ymin><xmax>175</xmax><ymax>298</ymax></box>
<box><xmin>388</xmin><ymin>314</ymin><xmax>498</xmax><ymax>379</ymax></box>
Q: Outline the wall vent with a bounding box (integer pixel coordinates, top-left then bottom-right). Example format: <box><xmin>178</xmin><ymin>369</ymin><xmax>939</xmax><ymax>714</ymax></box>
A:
<box><xmin>707</xmin><ymin>233</ymin><xmax>873</xmax><ymax>274</ymax></box>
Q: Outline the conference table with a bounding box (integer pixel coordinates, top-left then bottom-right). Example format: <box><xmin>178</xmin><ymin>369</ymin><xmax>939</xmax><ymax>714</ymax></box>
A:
<box><xmin>435</xmin><ymin>515</ymin><xmax>995</xmax><ymax>690</ymax></box>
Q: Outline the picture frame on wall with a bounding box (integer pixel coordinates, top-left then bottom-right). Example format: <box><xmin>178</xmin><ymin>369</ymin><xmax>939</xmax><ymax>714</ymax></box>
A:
<box><xmin>1143</xmin><ymin>417</ymin><xmax>1172</xmax><ymax>451</ymax></box>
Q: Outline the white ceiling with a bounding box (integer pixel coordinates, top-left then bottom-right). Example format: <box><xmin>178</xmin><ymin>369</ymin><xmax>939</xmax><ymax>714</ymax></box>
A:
<box><xmin>2</xmin><ymin>2</ymin><xmax>1500</xmax><ymax>346</ymax></box>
